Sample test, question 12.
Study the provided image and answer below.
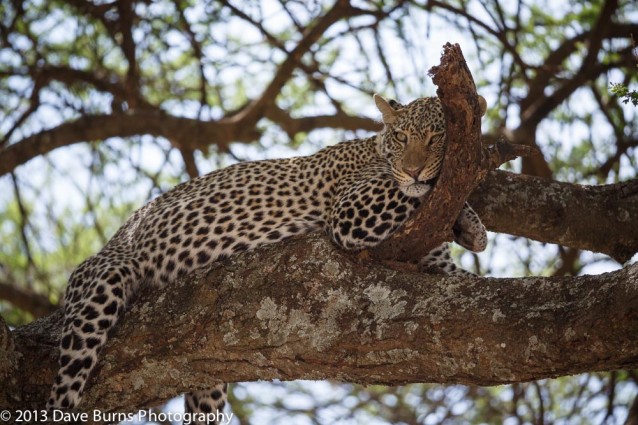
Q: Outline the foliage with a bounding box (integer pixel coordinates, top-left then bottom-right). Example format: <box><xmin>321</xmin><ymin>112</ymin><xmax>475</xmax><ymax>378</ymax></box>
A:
<box><xmin>610</xmin><ymin>83</ymin><xmax>638</xmax><ymax>106</ymax></box>
<box><xmin>0</xmin><ymin>0</ymin><xmax>637</xmax><ymax>423</ymax></box>
<box><xmin>609</xmin><ymin>32</ymin><xmax>638</xmax><ymax>107</ymax></box>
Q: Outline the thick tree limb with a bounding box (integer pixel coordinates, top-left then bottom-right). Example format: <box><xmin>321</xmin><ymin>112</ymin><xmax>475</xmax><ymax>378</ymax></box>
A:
<box><xmin>0</xmin><ymin>112</ymin><xmax>241</xmax><ymax>177</ymax></box>
<box><xmin>1</xmin><ymin>235</ymin><xmax>637</xmax><ymax>416</ymax></box>
<box><xmin>470</xmin><ymin>171</ymin><xmax>638</xmax><ymax>264</ymax></box>
<box><xmin>0</xmin><ymin>108</ymin><xmax>376</xmax><ymax>177</ymax></box>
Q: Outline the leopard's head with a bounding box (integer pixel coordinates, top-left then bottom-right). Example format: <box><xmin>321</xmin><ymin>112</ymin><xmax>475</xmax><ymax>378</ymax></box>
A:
<box><xmin>374</xmin><ymin>94</ymin><xmax>486</xmax><ymax>197</ymax></box>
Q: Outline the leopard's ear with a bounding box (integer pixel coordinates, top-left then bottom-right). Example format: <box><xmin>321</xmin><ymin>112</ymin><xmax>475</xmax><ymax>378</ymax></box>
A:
<box><xmin>388</xmin><ymin>99</ymin><xmax>402</xmax><ymax>109</ymax></box>
<box><xmin>374</xmin><ymin>94</ymin><xmax>398</xmax><ymax>125</ymax></box>
<box><xmin>478</xmin><ymin>95</ymin><xmax>487</xmax><ymax>117</ymax></box>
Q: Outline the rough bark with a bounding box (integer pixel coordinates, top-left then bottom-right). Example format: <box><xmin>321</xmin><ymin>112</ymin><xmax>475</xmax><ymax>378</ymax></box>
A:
<box><xmin>470</xmin><ymin>171</ymin><xmax>638</xmax><ymax>264</ymax></box>
<box><xmin>1</xmin><ymin>234</ymin><xmax>637</xmax><ymax>416</ymax></box>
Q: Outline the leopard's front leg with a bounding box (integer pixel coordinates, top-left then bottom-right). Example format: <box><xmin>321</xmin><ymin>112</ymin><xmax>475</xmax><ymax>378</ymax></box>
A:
<box><xmin>452</xmin><ymin>202</ymin><xmax>487</xmax><ymax>252</ymax></box>
<box><xmin>327</xmin><ymin>177</ymin><xmax>420</xmax><ymax>250</ymax></box>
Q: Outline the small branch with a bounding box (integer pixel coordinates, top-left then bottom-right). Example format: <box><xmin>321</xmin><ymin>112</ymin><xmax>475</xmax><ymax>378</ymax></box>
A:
<box><xmin>264</xmin><ymin>104</ymin><xmax>381</xmax><ymax>136</ymax></box>
<box><xmin>480</xmin><ymin>138</ymin><xmax>541</xmax><ymax>173</ymax></box>
<box><xmin>10</xmin><ymin>173</ymin><xmax>35</xmax><ymax>274</ymax></box>
<box><xmin>422</xmin><ymin>1</ymin><xmax>529</xmax><ymax>75</ymax></box>
<box><xmin>226</xmin><ymin>0</ymin><xmax>358</xmax><ymax>128</ymax></box>
<box><xmin>627</xmin><ymin>391</ymin><xmax>638</xmax><ymax>425</ymax></box>
<box><xmin>177</xmin><ymin>147</ymin><xmax>200</xmax><ymax>179</ymax></box>
<box><xmin>34</xmin><ymin>65</ymin><xmax>153</xmax><ymax>110</ymax></box>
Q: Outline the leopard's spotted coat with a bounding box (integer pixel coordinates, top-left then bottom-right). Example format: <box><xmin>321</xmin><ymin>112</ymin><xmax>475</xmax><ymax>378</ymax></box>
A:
<box><xmin>47</xmin><ymin>95</ymin><xmax>487</xmax><ymax>424</ymax></box>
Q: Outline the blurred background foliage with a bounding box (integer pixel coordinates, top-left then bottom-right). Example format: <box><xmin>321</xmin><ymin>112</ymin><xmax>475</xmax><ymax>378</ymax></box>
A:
<box><xmin>1</xmin><ymin>0</ymin><xmax>637</xmax><ymax>423</ymax></box>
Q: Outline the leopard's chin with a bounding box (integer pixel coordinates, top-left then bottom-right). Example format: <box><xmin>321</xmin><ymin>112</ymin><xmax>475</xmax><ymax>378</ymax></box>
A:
<box><xmin>400</xmin><ymin>182</ymin><xmax>433</xmax><ymax>197</ymax></box>
<box><xmin>399</xmin><ymin>175</ymin><xmax>438</xmax><ymax>197</ymax></box>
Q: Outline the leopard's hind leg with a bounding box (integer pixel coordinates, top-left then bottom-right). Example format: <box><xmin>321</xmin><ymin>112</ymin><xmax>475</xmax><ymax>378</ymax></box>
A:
<box><xmin>47</xmin><ymin>252</ymin><xmax>140</xmax><ymax>410</ymax></box>
<box><xmin>419</xmin><ymin>243</ymin><xmax>476</xmax><ymax>276</ymax></box>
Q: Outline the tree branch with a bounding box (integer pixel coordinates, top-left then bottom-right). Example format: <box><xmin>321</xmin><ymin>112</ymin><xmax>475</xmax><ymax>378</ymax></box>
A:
<box><xmin>470</xmin><ymin>171</ymin><xmax>638</xmax><ymax>263</ymax></box>
<box><xmin>0</xmin><ymin>279</ymin><xmax>57</xmax><ymax>319</ymax></box>
<box><xmin>29</xmin><ymin>65</ymin><xmax>153</xmax><ymax>109</ymax></box>
<box><xmin>2</xmin><ymin>235</ymin><xmax>637</xmax><ymax>414</ymax></box>
<box><xmin>263</xmin><ymin>104</ymin><xmax>381</xmax><ymax>135</ymax></box>
<box><xmin>225</xmin><ymin>0</ymin><xmax>360</xmax><ymax>128</ymax></box>
<box><xmin>0</xmin><ymin>112</ymin><xmax>234</xmax><ymax>177</ymax></box>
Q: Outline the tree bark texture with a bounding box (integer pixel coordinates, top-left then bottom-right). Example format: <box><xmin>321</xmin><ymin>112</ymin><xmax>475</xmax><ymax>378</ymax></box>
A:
<box><xmin>470</xmin><ymin>171</ymin><xmax>638</xmax><ymax>264</ymax></box>
<box><xmin>1</xmin><ymin>234</ymin><xmax>637</xmax><ymax>416</ymax></box>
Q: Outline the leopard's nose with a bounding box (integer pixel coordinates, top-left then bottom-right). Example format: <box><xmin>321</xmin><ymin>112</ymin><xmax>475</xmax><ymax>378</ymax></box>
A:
<box><xmin>404</xmin><ymin>165</ymin><xmax>424</xmax><ymax>179</ymax></box>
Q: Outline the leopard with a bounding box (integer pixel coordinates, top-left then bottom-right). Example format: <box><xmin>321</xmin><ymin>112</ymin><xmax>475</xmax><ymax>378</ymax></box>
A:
<box><xmin>47</xmin><ymin>94</ymin><xmax>488</xmax><ymax>424</ymax></box>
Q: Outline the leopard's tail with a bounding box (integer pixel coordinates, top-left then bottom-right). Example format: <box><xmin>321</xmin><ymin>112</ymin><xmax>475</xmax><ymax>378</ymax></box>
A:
<box><xmin>184</xmin><ymin>385</ymin><xmax>229</xmax><ymax>425</ymax></box>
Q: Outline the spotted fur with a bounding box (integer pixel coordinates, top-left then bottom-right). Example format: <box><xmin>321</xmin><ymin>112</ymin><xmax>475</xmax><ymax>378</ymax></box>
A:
<box><xmin>47</xmin><ymin>95</ymin><xmax>487</xmax><ymax>423</ymax></box>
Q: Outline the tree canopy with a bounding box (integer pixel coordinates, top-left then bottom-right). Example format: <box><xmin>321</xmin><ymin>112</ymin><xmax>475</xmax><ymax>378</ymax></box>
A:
<box><xmin>1</xmin><ymin>0</ymin><xmax>637</xmax><ymax>423</ymax></box>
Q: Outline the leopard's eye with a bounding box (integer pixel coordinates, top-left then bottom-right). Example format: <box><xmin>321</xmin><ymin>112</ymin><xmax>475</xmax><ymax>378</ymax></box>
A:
<box><xmin>431</xmin><ymin>132</ymin><xmax>445</xmax><ymax>143</ymax></box>
<box><xmin>395</xmin><ymin>131</ymin><xmax>408</xmax><ymax>143</ymax></box>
